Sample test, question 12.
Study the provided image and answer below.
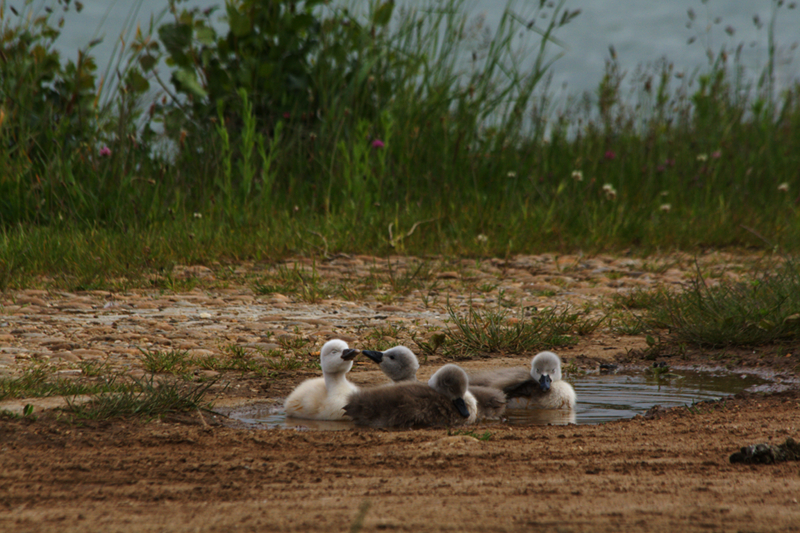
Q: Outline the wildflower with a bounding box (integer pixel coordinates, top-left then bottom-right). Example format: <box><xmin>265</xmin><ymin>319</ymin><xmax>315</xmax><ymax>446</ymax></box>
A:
<box><xmin>660</xmin><ymin>190</ymin><xmax>669</xmax><ymax>197</ymax></box>
<box><xmin>507</xmin><ymin>171</ymin><xmax>517</xmax><ymax>178</ymax></box>
<box><xmin>371</xmin><ymin>139</ymin><xmax>385</xmax><ymax>149</ymax></box>
<box><xmin>604</xmin><ymin>150</ymin><xmax>616</xmax><ymax>160</ymax></box>
<box><xmin>659</xmin><ymin>203</ymin><xmax>672</xmax><ymax>212</ymax></box>
<box><xmin>283</xmin><ymin>112</ymin><xmax>291</xmax><ymax>120</ymax></box>
<box><xmin>99</xmin><ymin>146</ymin><xmax>111</xmax><ymax>157</ymax></box>
<box><xmin>193</xmin><ymin>212</ymin><xmax>202</xmax><ymax>219</ymax></box>
<box><xmin>696</xmin><ymin>153</ymin><xmax>708</xmax><ymax>162</ymax></box>
<box><xmin>711</xmin><ymin>150</ymin><xmax>722</xmax><ymax>159</ymax></box>
<box><xmin>778</xmin><ymin>182</ymin><xmax>790</xmax><ymax>192</ymax></box>
<box><xmin>602</xmin><ymin>183</ymin><xmax>617</xmax><ymax>200</ymax></box>
<box><xmin>571</xmin><ymin>170</ymin><xmax>583</xmax><ymax>181</ymax></box>
<box><xmin>476</xmin><ymin>234</ymin><xmax>488</xmax><ymax>243</ymax></box>
<box><xmin>656</xmin><ymin>165</ymin><xmax>665</xmax><ymax>173</ymax></box>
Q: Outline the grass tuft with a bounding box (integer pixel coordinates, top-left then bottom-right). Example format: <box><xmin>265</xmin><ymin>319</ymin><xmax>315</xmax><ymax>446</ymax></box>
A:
<box><xmin>139</xmin><ymin>349</ymin><xmax>193</xmax><ymax>375</ymax></box>
<box><xmin>443</xmin><ymin>304</ymin><xmax>578</xmax><ymax>358</ymax></box>
<box><xmin>64</xmin><ymin>377</ymin><xmax>215</xmax><ymax>421</ymax></box>
<box><xmin>0</xmin><ymin>365</ymin><xmax>123</xmax><ymax>401</ymax></box>
<box><xmin>643</xmin><ymin>260</ymin><xmax>800</xmax><ymax>347</ymax></box>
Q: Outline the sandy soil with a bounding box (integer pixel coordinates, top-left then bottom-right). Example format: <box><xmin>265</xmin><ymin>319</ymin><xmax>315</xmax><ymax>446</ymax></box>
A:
<box><xmin>1</xmin><ymin>253</ymin><xmax>799</xmax><ymax>532</ymax></box>
<box><xmin>1</xmin><ymin>387</ymin><xmax>799</xmax><ymax>533</ymax></box>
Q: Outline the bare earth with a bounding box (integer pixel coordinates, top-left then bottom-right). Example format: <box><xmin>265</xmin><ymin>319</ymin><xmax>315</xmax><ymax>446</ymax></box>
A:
<box><xmin>1</xmin><ymin>253</ymin><xmax>799</xmax><ymax>532</ymax></box>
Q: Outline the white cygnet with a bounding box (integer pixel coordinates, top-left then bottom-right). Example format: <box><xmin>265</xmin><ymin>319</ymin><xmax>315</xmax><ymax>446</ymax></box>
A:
<box><xmin>469</xmin><ymin>351</ymin><xmax>576</xmax><ymax>410</ymax></box>
<box><xmin>283</xmin><ymin>339</ymin><xmax>360</xmax><ymax>420</ymax></box>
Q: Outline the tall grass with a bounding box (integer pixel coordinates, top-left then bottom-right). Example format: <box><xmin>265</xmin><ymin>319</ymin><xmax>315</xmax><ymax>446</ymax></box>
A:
<box><xmin>1</xmin><ymin>0</ymin><xmax>799</xmax><ymax>289</ymax></box>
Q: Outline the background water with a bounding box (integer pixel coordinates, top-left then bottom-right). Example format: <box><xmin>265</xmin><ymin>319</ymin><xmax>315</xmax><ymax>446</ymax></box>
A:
<box><xmin>48</xmin><ymin>0</ymin><xmax>800</xmax><ymax>99</ymax></box>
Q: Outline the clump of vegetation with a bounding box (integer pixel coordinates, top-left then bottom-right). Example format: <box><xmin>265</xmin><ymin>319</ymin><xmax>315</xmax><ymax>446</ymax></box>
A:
<box><xmin>0</xmin><ymin>364</ymin><xmax>124</xmax><ymax>401</ymax></box>
<box><xmin>443</xmin><ymin>304</ymin><xmax>580</xmax><ymax>358</ymax></box>
<box><xmin>139</xmin><ymin>348</ymin><xmax>193</xmax><ymax>375</ymax></box>
<box><xmin>64</xmin><ymin>376</ymin><xmax>214</xmax><ymax>420</ymax></box>
<box><xmin>643</xmin><ymin>260</ymin><xmax>800</xmax><ymax>347</ymax></box>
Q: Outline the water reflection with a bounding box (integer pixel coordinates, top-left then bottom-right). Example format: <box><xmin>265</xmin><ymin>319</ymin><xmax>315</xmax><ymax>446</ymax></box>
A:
<box><xmin>505</xmin><ymin>408</ymin><xmax>576</xmax><ymax>426</ymax></box>
<box><xmin>568</xmin><ymin>370</ymin><xmax>764</xmax><ymax>425</ymax></box>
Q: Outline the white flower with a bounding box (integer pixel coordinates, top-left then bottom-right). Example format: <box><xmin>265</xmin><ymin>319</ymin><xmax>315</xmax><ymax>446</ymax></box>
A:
<box><xmin>696</xmin><ymin>153</ymin><xmax>708</xmax><ymax>162</ymax></box>
<box><xmin>659</xmin><ymin>203</ymin><xmax>672</xmax><ymax>212</ymax></box>
<box><xmin>571</xmin><ymin>170</ymin><xmax>583</xmax><ymax>181</ymax></box>
<box><xmin>507</xmin><ymin>171</ymin><xmax>517</xmax><ymax>178</ymax></box>
<box><xmin>660</xmin><ymin>190</ymin><xmax>669</xmax><ymax>197</ymax></box>
<box><xmin>602</xmin><ymin>183</ymin><xmax>617</xmax><ymax>200</ymax></box>
<box><xmin>476</xmin><ymin>234</ymin><xmax>488</xmax><ymax>243</ymax></box>
<box><xmin>193</xmin><ymin>212</ymin><xmax>203</xmax><ymax>219</ymax></box>
<box><xmin>778</xmin><ymin>182</ymin><xmax>790</xmax><ymax>192</ymax></box>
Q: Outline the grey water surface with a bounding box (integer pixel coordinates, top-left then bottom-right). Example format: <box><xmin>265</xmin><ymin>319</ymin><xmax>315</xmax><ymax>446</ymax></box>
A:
<box><xmin>48</xmin><ymin>0</ymin><xmax>799</xmax><ymax>99</ymax></box>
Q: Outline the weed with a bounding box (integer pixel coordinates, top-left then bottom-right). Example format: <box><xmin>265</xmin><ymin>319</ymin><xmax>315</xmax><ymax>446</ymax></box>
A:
<box><xmin>443</xmin><ymin>304</ymin><xmax>577</xmax><ymax>359</ymax></box>
<box><xmin>139</xmin><ymin>348</ymin><xmax>192</xmax><ymax>375</ymax></box>
<box><xmin>65</xmin><ymin>377</ymin><xmax>215</xmax><ymax>421</ymax></box>
<box><xmin>611</xmin><ymin>314</ymin><xmax>649</xmax><ymax>336</ymax></box>
<box><xmin>78</xmin><ymin>360</ymin><xmax>109</xmax><ymax>378</ymax></box>
<box><xmin>276</xmin><ymin>335</ymin><xmax>310</xmax><ymax>351</ymax></box>
<box><xmin>575</xmin><ymin>314</ymin><xmax>607</xmax><ymax>336</ymax></box>
<box><xmin>643</xmin><ymin>260</ymin><xmax>800</xmax><ymax>347</ymax></box>
<box><xmin>0</xmin><ymin>365</ymin><xmax>122</xmax><ymax>401</ymax></box>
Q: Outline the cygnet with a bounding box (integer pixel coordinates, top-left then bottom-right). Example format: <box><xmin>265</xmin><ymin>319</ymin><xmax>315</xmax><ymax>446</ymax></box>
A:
<box><xmin>343</xmin><ymin>363</ymin><xmax>478</xmax><ymax>427</ymax></box>
<box><xmin>469</xmin><ymin>351</ymin><xmax>576</xmax><ymax>410</ymax></box>
<box><xmin>284</xmin><ymin>339</ymin><xmax>360</xmax><ymax>420</ymax></box>
<box><xmin>362</xmin><ymin>346</ymin><xmax>505</xmax><ymax>419</ymax></box>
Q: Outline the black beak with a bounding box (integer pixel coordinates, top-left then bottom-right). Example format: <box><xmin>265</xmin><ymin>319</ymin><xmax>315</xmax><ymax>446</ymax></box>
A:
<box><xmin>341</xmin><ymin>348</ymin><xmax>359</xmax><ymax>361</ymax></box>
<box><xmin>362</xmin><ymin>350</ymin><xmax>383</xmax><ymax>364</ymax></box>
<box><xmin>539</xmin><ymin>374</ymin><xmax>552</xmax><ymax>392</ymax></box>
<box><xmin>453</xmin><ymin>398</ymin><xmax>470</xmax><ymax>418</ymax></box>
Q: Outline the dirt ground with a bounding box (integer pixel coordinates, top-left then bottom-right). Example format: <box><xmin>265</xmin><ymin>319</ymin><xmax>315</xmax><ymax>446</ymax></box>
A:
<box><xmin>1</xmin><ymin>253</ymin><xmax>800</xmax><ymax>532</ymax></box>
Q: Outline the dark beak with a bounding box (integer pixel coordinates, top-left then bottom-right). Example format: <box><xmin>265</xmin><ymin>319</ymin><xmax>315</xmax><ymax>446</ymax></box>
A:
<box><xmin>453</xmin><ymin>398</ymin><xmax>470</xmax><ymax>418</ymax></box>
<box><xmin>362</xmin><ymin>350</ymin><xmax>383</xmax><ymax>364</ymax></box>
<box><xmin>539</xmin><ymin>374</ymin><xmax>552</xmax><ymax>392</ymax></box>
<box><xmin>341</xmin><ymin>348</ymin><xmax>359</xmax><ymax>361</ymax></box>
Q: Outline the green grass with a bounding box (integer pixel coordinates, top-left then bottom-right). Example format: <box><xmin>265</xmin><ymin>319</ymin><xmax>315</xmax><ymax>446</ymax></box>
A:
<box><xmin>64</xmin><ymin>377</ymin><xmax>215</xmax><ymax>421</ymax></box>
<box><xmin>0</xmin><ymin>365</ymin><xmax>126</xmax><ymax>401</ymax></box>
<box><xmin>139</xmin><ymin>349</ymin><xmax>193</xmax><ymax>375</ymax></box>
<box><xmin>193</xmin><ymin>344</ymin><xmax>316</xmax><ymax>374</ymax></box>
<box><xmin>443</xmin><ymin>304</ymin><xmax>580</xmax><ymax>358</ymax></box>
<box><xmin>1</xmin><ymin>0</ymin><xmax>800</xmax><ymax>291</ymax></box>
<box><xmin>642</xmin><ymin>260</ymin><xmax>800</xmax><ymax>347</ymax></box>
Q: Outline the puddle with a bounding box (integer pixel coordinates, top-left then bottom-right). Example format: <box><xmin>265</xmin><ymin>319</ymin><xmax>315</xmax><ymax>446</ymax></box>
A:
<box><xmin>228</xmin><ymin>369</ymin><xmax>767</xmax><ymax>429</ymax></box>
<box><xmin>226</xmin><ymin>403</ymin><xmax>355</xmax><ymax>431</ymax></box>
<box><xmin>563</xmin><ymin>369</ymin><xmax>766</xmax><ymax>425</ymax></box>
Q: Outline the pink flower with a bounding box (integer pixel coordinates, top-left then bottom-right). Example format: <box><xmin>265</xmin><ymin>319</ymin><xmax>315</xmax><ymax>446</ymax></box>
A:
<box><xmin>711</xmin><ymin>150</ymin><xmax>722</xmax><ymax>159</ymax></box>
<box><xmin>371</xmin><ymin>139</ymin><xmax>385</xmax><ymax>149</ymax></box>
<box><xmin>604</xmin><ymin>150</ymin><xmax>616</xmax><ymax>160</ymax></box>
<box><xmin>283</xmin><ymin>112</ymin><xmax>291</xmax><ymax>120</ymax></box>
<box><xmin>99</xmin><ymin>146</ymin><xmax>111</xmax><ymax>157</ymax></box>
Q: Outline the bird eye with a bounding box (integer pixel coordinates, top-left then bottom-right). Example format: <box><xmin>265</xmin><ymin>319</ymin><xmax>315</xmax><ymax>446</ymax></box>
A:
<box><xmin>389</xmin><ymin>355</ymin><xmax>395</xmax><ymax>360</ymax></box>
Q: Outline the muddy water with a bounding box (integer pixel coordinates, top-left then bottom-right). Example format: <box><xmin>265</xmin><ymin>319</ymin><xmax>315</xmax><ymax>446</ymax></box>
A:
<box><xmin>228</xmin><ymin>370</ymin><xmax>766</xmax><ymax>429</ymax></box>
